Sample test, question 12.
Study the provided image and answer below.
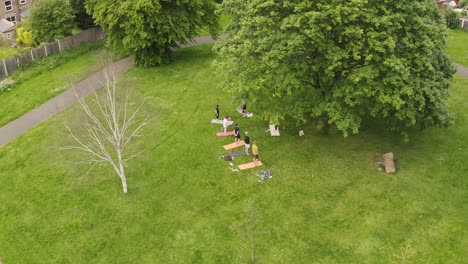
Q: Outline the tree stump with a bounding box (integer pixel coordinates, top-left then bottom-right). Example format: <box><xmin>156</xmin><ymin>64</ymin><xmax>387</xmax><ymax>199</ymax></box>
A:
<box><xmin>382</xmin><ymin>152</ymin><xmax>395</xmax><ymax>173</ymax></box>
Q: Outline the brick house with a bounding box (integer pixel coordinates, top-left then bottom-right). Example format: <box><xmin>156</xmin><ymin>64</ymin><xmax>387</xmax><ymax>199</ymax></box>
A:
<box><xmin>0</xmin><ymin>0</ymin><xmax>34</xmax><ymax>24</ymax></box>
<box><xmin>0</xmin><ymin>0</ymin><xmax>35</xmax><ymax>39</ymax></box>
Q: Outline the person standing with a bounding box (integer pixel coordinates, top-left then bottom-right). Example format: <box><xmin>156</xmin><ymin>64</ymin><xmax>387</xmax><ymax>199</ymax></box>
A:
<box><xmin>215</xmin><ymin>105</ymin><xmax>220</xmax><ymax>119</ymax></box>
<box><xmin>234</xmin><ymin>124</ymin><xmax>241</xmax><ymax>142</ymax></box>
<box><xmin>223</xmin><ymin>116</ymin><xmax>229</xmax><ymax>133</ymax></box>
<box><xmin>244</xmin><ymin>132</ymin><xmax>251</xmax><ymax>154</ymax></box>
<box><xmin>252</xmin><ymin>140</ymin><xmax>259</xmax><ymax>165</ymax></box>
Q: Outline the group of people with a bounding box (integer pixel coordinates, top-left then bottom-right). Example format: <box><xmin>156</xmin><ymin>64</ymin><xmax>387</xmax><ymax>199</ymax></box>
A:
<box><xmin>216</xmin><ymin>105</ymin><xmax>260</xmax><ymax>165</ymax></box>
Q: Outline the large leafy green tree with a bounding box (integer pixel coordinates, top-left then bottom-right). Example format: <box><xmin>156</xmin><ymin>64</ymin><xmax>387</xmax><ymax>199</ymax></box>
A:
<box><xmin>215</xmin><ymin>0</ymin><xmax>455</xmax><ymax>137</ymax></box>
<box><xmin>86</xmin><ymin>0</ymin><xmax>220</xmax><ymax>66</ymax></box>
<box><xmin>27</xmin><ymin>0</ymin><xmax>76</xmax><ymax>44</ymax></box>
<box><xmin>69</xmin><ymin>0</ymin><xmax>94</xmax><ymax>29</ymax></box>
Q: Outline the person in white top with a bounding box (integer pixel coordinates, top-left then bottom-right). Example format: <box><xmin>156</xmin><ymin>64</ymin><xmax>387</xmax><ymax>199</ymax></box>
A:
<box><xmin>222</xmin><ymin>116</ymin><xmax>229</xmax><ymax>132</ymax></box>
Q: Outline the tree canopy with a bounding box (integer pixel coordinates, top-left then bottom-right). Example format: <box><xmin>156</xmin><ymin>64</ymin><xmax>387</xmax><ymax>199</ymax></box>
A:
<box><xmin>27</xmin><ymin>0</ymin><xmax>76</xmax><ymax>44</ymax></box>
<box><xmin>214</xmin><ymin>0</ymin><xmax>455</xmax><ymax>137</ymax></box>
<box><xmin>69</xmin><ymin>0</ymin><xmax>94</xmax><ymax>30</ymax></box>
<box><xmin>85</xmin><ymin>0</ymin><xmax>220</xmax><ymax>66</ymax></box>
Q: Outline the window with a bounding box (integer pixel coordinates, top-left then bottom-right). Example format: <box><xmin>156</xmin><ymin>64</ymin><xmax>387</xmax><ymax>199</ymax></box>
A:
<box><xmin>20</xmin><ymin>0</ymin><xmax>26</xmax><ymax>4</ymax></box>
<box><xmin>6</xmin><ymin>33</ymin><xmax>11</xmax><ymax>39</ymax></box>
<box><xmin>5</xmin><ymin>1</ymin><xmax>12</xmax><ymax>12</ymax></box>
<box><xmin>6</xmin><ymin>15</ymin><xmax>16</xmax><ymax>24</ymax></box>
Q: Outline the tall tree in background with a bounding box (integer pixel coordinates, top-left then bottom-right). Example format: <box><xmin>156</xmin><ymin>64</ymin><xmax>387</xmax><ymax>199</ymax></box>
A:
<box><xmin>85</xmin><ymin>0</ymin><xmax>220</xmax><ymax>66</ymax></box>
<box><xmin>215</xmin><ymin>0</ymin><xmax>455</xmax><ymax>138</ymax></box>
<box><xmin>27</xmin><ymin>0</ymin><xmax>76</xmax><ymax>44</ymax></box>
<box><xmin>69</xmin><ymin>0</ymin><xmax>94</xmax><ymax>29</ymax></box>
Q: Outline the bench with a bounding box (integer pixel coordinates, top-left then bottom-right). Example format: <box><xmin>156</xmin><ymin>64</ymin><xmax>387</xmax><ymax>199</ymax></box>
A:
<box><xmin>269</xmin><ymin>124</ymin><xmax>280</xmax><ymax>136</ymax></box>
<box><xmin>382</xmin><ymin>152</ymin><xmax>395</xmax><ymax>173</ymax></box>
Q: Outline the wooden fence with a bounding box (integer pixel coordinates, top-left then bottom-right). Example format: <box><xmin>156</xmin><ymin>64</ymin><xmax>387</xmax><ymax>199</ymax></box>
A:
<box><xmin>0</xmin><ymin>27</ymin><xmax>106</xmax><ymax>79</ymax></box>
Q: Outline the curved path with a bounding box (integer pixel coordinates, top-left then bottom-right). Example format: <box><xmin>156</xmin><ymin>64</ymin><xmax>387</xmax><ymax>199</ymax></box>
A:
<box><xmin>456</xmin><ymin>63</ymin><xmax>468</xmax><ymax>78</ymax></box>
<box><xmin>0</xmin><ymin>35</ymin><xmax>225</xmax><ymax>148</ymax></box>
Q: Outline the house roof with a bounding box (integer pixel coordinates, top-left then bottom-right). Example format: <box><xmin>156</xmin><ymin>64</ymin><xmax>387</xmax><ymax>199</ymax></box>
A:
<box><xmin>0</xmin><ymin>19</ymin><xmax>16</xmax><ymax>33</ymax></box>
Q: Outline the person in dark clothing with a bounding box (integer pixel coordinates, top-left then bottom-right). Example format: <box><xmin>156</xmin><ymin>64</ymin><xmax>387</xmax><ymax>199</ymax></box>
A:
<box><xmin>234</xmin><ymin>124</ymin><xmax>241</xmax><ymax>142</ymax></box>
<box><xmin>244</xmin><ymin>132</ymin><xmax>250</xmax><ymax>154</ymax></box>
<box><xmin>215</xmin><ymin>105</ymin><xmax>220</xmax><ymax>119</ymax></box>
<box><xmin>242</xmin><ymin>102</ymin><xmax>247</xmax><ymax>113</ymax></box>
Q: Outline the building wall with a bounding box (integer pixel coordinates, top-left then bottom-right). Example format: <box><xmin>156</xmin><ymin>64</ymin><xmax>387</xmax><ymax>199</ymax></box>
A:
<box><xmin>0</xmin><ymin>0</ymin><xmax>34</xmax><ymax>24</ymax></box>
<box><xmin>436</xmin><ymin>0</ymin><xmax>461</xmax><ymax>8</ymax></box>
<box><xmin>0</xmin><ymin>28</ymin><xmax>15</xmax><ymax>40</ymax></box>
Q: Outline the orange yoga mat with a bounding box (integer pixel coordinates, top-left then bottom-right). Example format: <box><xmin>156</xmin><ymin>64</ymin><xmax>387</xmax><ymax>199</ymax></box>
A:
<box><xmin>238</xmin><ymin>161</ymin><xmax>263</xmax><ymax>170</ymax></box>
<box><xmin>223</xmin><ymin>140</ymin><xmax>245</xmax><ymax>150</ymax></box>
<box><xmin>216</xmin><ymin>131</ymin><xmax>235</xmax><ymax>136</ymax></box>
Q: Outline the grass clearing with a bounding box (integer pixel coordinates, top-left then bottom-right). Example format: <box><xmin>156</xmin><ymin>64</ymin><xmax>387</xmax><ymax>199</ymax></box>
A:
<box><xmin>0</xmin><ymin>45</ymin><xmax>466</xmax><ymax>263</ymax></box>
<box><xmin>448</xmin><ymin>29</ymin><xmax>468</xmax><ymax>66</ymax></box>
<box><xmin>0</xmin><ymin>42</ymin><xmax>107</xmax><ymax>126</ymax></box>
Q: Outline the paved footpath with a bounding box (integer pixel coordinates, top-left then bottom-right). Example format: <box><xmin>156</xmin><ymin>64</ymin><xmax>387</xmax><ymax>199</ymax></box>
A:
<box><xmin>0</xmin><ymin>35</ymin><xmax>225</xmax><ymax>148</ymax></box>
<box><xmin>456</xmin><ymin>63</ymin><xmax>468</xmax><ymax>78</ymax></box>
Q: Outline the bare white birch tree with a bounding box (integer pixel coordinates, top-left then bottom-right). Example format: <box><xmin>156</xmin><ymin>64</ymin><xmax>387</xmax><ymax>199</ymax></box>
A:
<box><xmin>62</xmin><ymin>63</ymin><xmax>149</xmax><ymax>193</ymax></box>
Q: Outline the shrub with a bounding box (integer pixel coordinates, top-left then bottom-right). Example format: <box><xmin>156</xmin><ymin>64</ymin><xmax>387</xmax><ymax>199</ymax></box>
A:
<box><xmin>27</xmin><ymin>0</ymin><xmax>76</xmax><ymax>44</ymax></box>
<box><xmin>459</xmin><ymin>0</ymin><xmax>468</xmax><ymax>8</ymax></box>
<box><xmin>16</xmin><ymin>27</ymin><xmax>34</xmax><ymax>47</ymax></box>
<box><xmin>443</xmin><ymin>10</ymin><xmax>460</xmax><ymax>29</ymax></box>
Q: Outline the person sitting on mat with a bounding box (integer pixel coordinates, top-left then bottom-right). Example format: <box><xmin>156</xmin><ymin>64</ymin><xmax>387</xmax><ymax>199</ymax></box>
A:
<box><xmin>244</xmin><ymin>132</ymin><xmax>251</xmax><ymax>154</ymax></box>
<box><xmin>222</xmin><ymin>116</ymin><xmax>229</xmax><ymax>132</ymax></box>
<box><xmin>234</xmin><ymin>124</ymin><xmax>241</xmax><ymax>142</ymax></box>
<box><xmin>252</xmin><ymin>140</ymin><xmax>259</xmax><ymax>165</ymax></box>
<box><xmin>215</xmin><ymin>105</ymin><xmax>220</xmax><ymax>119</ymax></box>
<box><xmin>242</xmin><ymin>102</ymin><xmax>247</xmax><ymax>113</ymax></box>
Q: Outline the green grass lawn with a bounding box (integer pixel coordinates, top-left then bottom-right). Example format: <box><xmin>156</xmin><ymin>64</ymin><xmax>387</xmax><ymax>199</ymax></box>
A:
<box><xmin>0</xmin><ymin>43</ymin><xmax>106</xmax><ymax>126</ymax></box>
<box><xmin>0</xmin><ymin>45</ymin><xmax>466</xmax><ymax>263</ymax></box>
<box><xmin>448</xmin><ymin>29</ymin><xmax>468</xmax><ymax>66</ymax></box>
<box><xmin>0</xmin><ymin>46</ymin><xmax>19</xmax><ymax>60</ymax></box>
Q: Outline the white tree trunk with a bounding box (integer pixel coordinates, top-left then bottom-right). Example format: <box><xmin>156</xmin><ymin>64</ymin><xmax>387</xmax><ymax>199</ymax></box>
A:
<box><xmin>63</xmin><ymin>63</ymin><xmax>149</xmax><ymax>193</ymax></box>
<box><xmin>120</xmin><ymin>172</ymin><xmax>128</xmax><ymax>193</ymax></box>
<box><xmin>119</xmin><ymin>159</ymin><xmax>128</xmax><ymax>193</ymax></box>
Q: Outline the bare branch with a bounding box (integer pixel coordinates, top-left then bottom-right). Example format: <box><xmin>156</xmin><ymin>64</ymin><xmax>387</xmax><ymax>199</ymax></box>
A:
<box><xmin>62</xmin><ymin>63</ymin><xmax>151</xmax><ymax>193</ymax></box>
